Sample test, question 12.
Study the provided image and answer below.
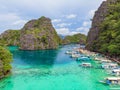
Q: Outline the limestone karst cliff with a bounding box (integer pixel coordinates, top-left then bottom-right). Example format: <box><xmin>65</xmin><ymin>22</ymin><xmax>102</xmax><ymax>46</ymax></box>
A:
<box><xmin>0</xmin><ymin>16</ymin><xmax>61</xmax><ymax>50</ymax></box>
<box><xmin>86</xmin><ymin>0</ymin><xmax>120</xmax><ymax>57</ymax></box>
<box><xmin>20</xmin><ymin>16</ymin><xmax>61</xmax><ymax>50</ymax></box>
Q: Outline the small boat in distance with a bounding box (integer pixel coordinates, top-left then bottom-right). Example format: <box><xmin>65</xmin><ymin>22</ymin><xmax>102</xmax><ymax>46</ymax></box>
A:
<box><xmin>71</xmin><ymin>54</ymin><xmax>80</xmax><ymax>58</ymax></box>
<box><xmin>100</xmin><ymin>77</ymin><xmax>120</xmax><ymax>85</ymax></box>
<box><xmin>100</xmin><ymin>60</ymin><xmax>112</xmax><ymax>63</ymax></box>
<box><xmin>79</xmin><ymin>62</ymin><xmax>92</xmax><ymax>68</ymax></box>
<box><xmin>65</xmin><ymin>50</ymin><xmax>72</xmax><ymax>54</ymax></box>
<box><xmin>111</xmin><ymin>69</ymin><xmax>120</xmax><ymax>76</ymax></box>
<box><xmin>77</xmin><ymin>56</ymin><xmax>91</xmax><ymax>61</ymax></box>
<box><xmin>101</xmin><ymin>63</ymin><xmax>118</xmax><ymax>69</ymax></box>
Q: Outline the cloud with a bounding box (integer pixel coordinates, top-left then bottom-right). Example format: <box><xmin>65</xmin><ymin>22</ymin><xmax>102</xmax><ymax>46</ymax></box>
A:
<box><xmin>57</xmin><ymin>23</ymin><xmax>72</xmax><ymax>27</ymax></box>
<box><xmin>0</xmin><ymin>13</ymin><xmax>27</xmax><ymax>33</ymax></box>
<box><xmin>88</xmin><ymin>10</ymin><xmax>96</xmax><ymax>18</ymax></box>
<box><xmin>56</xmin><ymin>28</ymin><xmax>69</xmax><ymax>35</ymax></box>
<box><xmin>0</xmin><ymin>13</ymin><xmax>20</xmax><ymax>23</ymax></box>
<box><xmin>76</xmin><ymin>27</ymin><xmax>89</xmax><ymax>35</ymax></box>
<box><xmin>83</xmin><ymin>21</ymin><xmax>91</xmax><ymax>27</ymax></box>
<box><xmin>12</xmin><ymin>20</ymin><xmax>27</xmax><ymax>25</ymax></box>
<box><xmin>52</xmin><ymin>19</ymin><xmax>61</xmax><ymax>23</ymax></box>
<box><xmin>56</xmin><ymin>28</ymin><xmax>80</xmax><ymax>36</ymax></box>
<box><xmin>76</xmin><ymin>20</ymin><xmax>91</xmax><ymax>35</ymax></box>
<box><xmin>0</xmin><ymin>0</ymin><xmax>104</xmax><ymax>34</ymax></box>
<box><xmin>66</xmin><ymin>14</ymin><xmax>77</xmax><ymax>19</ymax></box>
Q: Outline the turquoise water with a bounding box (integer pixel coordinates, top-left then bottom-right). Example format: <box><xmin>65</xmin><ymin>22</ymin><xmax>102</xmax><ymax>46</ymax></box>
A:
<box><xmin>0</xmin><ymin>45</ymin><xmax>119</xmax><ymax>90</ymax></box>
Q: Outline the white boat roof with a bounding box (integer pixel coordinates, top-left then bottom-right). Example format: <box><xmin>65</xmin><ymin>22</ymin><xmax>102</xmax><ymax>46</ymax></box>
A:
<box><xmin>106</xmin><ymin>77</ymin><xmax>120</xmax><ymax>80</ymax></box>
<box><xmin>101</xmin><ymin>60</ymin><xmax>111</xmax><ymax>62</ymax></box>
<box><xmin>82</xmin><ymin>63</ymin><xmax>91</xmax><ymax>65</ymax></box>
<box><xmin>112</xmin><ymin>69</ymin><xmax>120</xmax><ymax>72</ymax></box>
<box><xmin>102</xmin><ymin>63</ymin><xmax>118</xmax><ymax>66</ymax></box>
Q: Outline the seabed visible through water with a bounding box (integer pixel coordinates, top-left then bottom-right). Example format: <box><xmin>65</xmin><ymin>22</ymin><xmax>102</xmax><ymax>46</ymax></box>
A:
<box><xmin>0</xmin><ymin>45</ymin><xmax>120</xmax><ymax>90</ymax></box>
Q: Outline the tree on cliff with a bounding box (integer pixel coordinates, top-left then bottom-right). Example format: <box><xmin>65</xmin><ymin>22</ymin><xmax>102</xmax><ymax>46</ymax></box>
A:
<box><xmin>0</xmin><ymin>46</ymin><xmax>12</xmax><ymax>79</ymax></box>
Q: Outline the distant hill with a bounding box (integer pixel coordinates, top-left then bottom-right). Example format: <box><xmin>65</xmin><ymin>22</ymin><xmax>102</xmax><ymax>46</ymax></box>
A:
<box><xmin>62</xmin><ymin>33</ymin><xmax>86</xmax><ymax>45</ymax></box>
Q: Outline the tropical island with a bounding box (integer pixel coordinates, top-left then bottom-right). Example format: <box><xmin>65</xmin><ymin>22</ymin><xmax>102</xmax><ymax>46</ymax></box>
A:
<box><xmin>0</xmin><ymin>0</ymin><xmax>120</xmax><ymax>90</ymax></box>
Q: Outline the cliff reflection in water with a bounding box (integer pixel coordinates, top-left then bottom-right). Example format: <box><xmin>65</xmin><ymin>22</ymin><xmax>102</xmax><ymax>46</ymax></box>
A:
<box><xmin>9</xmin><ymin>46</ymin><xmax>58</xmax><ymax>68</ymax></box>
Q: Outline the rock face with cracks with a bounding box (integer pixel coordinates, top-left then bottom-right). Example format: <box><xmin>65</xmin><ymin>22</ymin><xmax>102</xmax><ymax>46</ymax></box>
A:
<box><xmin>20</xmin><ymin>16</ymin><xmax>61</xmax><ymax>50</ymax></box>
<box><xmin>86</xmin><ymin>0</ymin><xmax>120</xmax><ymax>58</ymax></box>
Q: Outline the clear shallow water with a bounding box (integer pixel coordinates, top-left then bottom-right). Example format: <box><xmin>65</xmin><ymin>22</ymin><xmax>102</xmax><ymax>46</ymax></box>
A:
<box><xmin>0</xmin><ymin>45</ymin><xmax>119</xmax><ymax>90</ymax></box>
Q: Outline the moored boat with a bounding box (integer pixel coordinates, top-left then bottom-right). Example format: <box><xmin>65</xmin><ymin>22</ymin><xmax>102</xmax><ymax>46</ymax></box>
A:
<box><xmin>101</xmin><ymin>63</ymin><xmax>118</xmax><ymax>69</ymax></box>
<box><xmin>79</xmin><ymin>62</ymin><xmax>92</xmax><ymax>68</ymax></box>
<box><xmin>111</xmin><ymin>69</ymin><xmax>120</xmax><ymax>76</ymax></box>
<box><xmin>100</xmin><ymin>77</ymin><xmax>120</xmax><ymax>85</ymax></box>
<box><xmin>77</xmin><ymin>56</ymin><xmax>91</xmax><ymax>61</ymax></box>
<box><xmin>71</xmin><ymin>54</ymin><xmax>80</xmax><ymax>58</ymax></box>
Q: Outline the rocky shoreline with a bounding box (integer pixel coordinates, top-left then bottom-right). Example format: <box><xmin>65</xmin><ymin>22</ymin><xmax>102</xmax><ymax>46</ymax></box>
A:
<box><xmin>78</xmin><ymin>48</ymin><xmax>120</xmax><ymax>64</ymax></box>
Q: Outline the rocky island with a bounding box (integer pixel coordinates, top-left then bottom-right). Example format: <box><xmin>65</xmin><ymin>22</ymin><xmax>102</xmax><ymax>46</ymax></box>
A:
<box><xmin>0</xmin><ymin>16</ymin><xmax>61</xmax><ymax>50</ymax></box>
<box><xmin>20</xmin><ymin>16</ymin><xmax>61</xmax><ymax>50</ymax></box>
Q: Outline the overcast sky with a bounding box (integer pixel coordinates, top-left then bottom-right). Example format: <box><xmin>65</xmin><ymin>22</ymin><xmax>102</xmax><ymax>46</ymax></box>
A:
<box><xmin>0</xmin><ymin>0</ymin><xmax>105</xmax><ymax>35</ymax></box>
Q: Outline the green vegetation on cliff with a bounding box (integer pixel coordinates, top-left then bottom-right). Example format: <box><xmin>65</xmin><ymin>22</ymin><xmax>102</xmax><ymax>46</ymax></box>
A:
<box><xmin>0</xmin><ymin>46</ymin><xmax>12</xmax><ymax>79</ymax></box>
<box><xmin>90</xmin><ymin>1</ymin><xmax>120</xmax><ymax>57</ymax></box>
<box><xmin>20</xmin><ymin>16</ymin><xmax>61</xmax><ymax>50</ymax></box>
<box><xmin>62</xmin><ymin>33</ymin><xmax>86</xmax><ymax>45</ymax></box>
<box><xmin>0</xmin><ymin>16</ymin><xmax>61</xmax><ymax>50</ymax></box>
<box><xmin>0</xmin><ymin>30</ymin><xmax>20</xmax><ymax>46</ymax></box>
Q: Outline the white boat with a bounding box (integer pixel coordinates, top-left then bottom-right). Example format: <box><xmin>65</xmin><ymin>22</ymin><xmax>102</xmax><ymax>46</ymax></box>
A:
<box><xmin>71</xmin><ymin>54</ymin><xmax>80</xmax><ymax>58</ymax></box>
<box><xmin>100</xmin><ymin>77</ymin><xmax>120</xmax><ymax>85</ymax></box>
<box><xmin>80</xmin><ymin>63</ymin><xmax>92</xmax><ymax>67</ymax></box>
<box><xmin>94</xmin><ymin>57</ymin><xmax>100</xmax><ymax>61</ymax></box>
<box><xmin>111</xmin><ymin>69</ymin><xmax>120</xmax><ymax>76</ymax></box>
<box><xmin>101</xmin><ymin>63</ymin><xmax>118</xmax><ymax>69</ymax></box>
<box><xmin>65</xmin><ymin>51</ymin><xmax>71</xmax><ymax>54</ymax></box>
<box><xmin>77</xmin><ymin>56</ymin><xmax>91</xmax><ymax>61</ymax></box>
<box><xmin>100</xmin><ymin>60</ymin><xmax>112</xmax><ymax>63</ymax></box>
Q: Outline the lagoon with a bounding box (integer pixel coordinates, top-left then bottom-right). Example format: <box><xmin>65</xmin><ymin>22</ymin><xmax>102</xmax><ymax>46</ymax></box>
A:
<box><xmin>0</xmin><ymin>45</ymin><xmax>118</xmax><ymax>90</ymax></box>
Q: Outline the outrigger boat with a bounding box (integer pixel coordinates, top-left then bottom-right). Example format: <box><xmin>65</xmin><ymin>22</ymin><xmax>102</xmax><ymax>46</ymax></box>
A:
<box><xmin>101</xmin><ymin>63</ymin><xmax>118</xmax><ymax>69</ymax></box>
<box><xmin>71</xmin><ymin>54</ymin><xmax>80</xmax><ymax>58</ymax></box>
<box><xmin>77</xmin><ymin>56</ymin><xmax>91</xmax><ymax>61</ymax></box>
<box><xmin>65</xmin><ymin>50</ymin><xmax>72</xmax><ymax>54</ymax></box>
<box><xmin>79</xmin><ymin>62</ymin><xmax>92</xmax><ymax>68</ymax></box>
<box><xmin>100</xmin><ymin>60</ymin><xmax>112</xmax><ymax>63</ymax></box>
<box><xmin>111</xmin><ymin>69</ymin><xmax>120</xmax><ymax>76</ymax></box>
<box><xmin>100</xmin><ymin>77</ymin><xmax>120</xmax><ymax>85</ymax></box>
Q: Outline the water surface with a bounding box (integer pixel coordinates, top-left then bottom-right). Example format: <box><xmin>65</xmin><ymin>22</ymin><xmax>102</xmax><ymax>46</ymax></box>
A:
<box><xmin>0</xmin><ymin>45</ymin><xmax>118</xmax><ymax>90</ymax></box>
